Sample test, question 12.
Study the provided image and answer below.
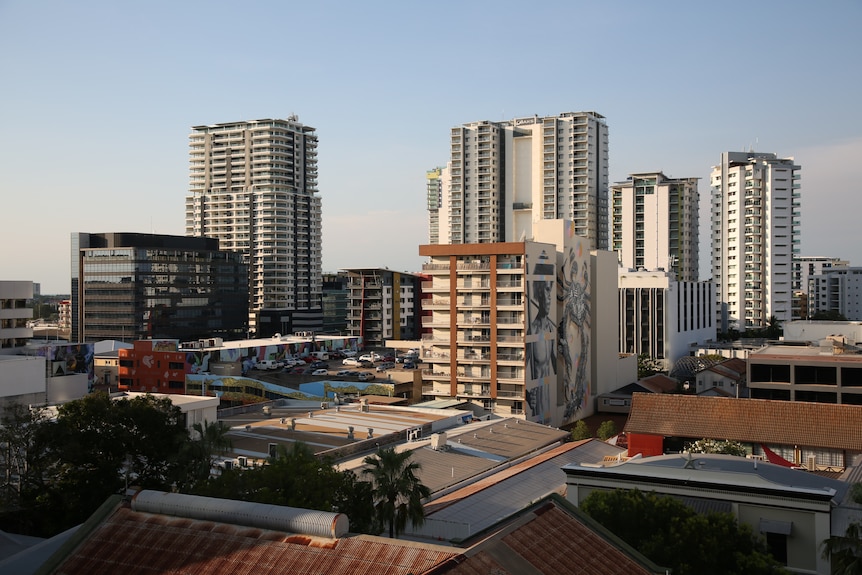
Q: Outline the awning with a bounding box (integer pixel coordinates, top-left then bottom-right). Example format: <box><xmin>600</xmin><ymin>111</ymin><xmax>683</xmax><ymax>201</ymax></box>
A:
<box><xmin>759</xmin><ymin>444</ymin><xmax>797</xmax><ymax>468</ymax></box>
<box><xmin>760</xmin><ymin>519</ymin><xmax>792</xmax><ymax>535</ymax></box>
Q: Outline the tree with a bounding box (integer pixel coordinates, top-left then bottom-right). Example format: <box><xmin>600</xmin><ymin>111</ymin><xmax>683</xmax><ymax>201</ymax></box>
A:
<box><xmin>0</xmin><ymin>404</ymin><xmax>51</xmax><ymax>534</ymax></box>
<box><xmin>822</xmin><ymin>483</ymin><xmax>862</xmax><ymax>574</ymax></box>
<box><xmin>191</xmin><ymin>442</ymin><xmax>380</xmax><ymax>534</ymax></box>
<box><xmin>637</xmin><ymin>354</ymin><xmax>662</xmax><ymax>379</ymax></box>
<box><xmin>685</xmin><ymin>438</ymin><xmax>747</xmax><ymax>457</ymax></box>
<box><xmin>570</xmin><ymin>420</ymin><xmax>591</xmax><ymax>441</ymax></box>
<box><xmin>581</xmin><ymin>488</ymin><xmax>788</xmax><ymax>575</ymax></box>
<box><xmin>764</xmin><ymin>315</ymin><xmax>783</xmax><ymax>340</ymax></box>
<box><xmin>362</xmin><ymin>447</ymin><xmax>430</xmax><ymax>538</ymax></box>
<box><xmin>23</xmin><ymin>393</ymin><xmax>189</xmax><ymax>535</ymax></box>
<box><xmin>178</xmin><ymin>420</ymin><xmax>233</xmax><ymax>490</ymax></box>
<box><xmin>596</xmin><ymin>420</ymin><xmax>617</xmax><ymax>441</ymax></box>
<box><xmin>812</xmin><ymin>310</ymin><xmax>848</xmax><ymax>321</ymax></box>
<box><xmin>822</xmin><ymin>521</ymin><xmax>862</xmax><ymax>575</ymax></box>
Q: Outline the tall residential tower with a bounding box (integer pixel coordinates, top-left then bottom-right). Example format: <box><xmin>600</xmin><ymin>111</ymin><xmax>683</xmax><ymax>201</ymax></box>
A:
<box><xmin>432</xmin><ymin>112</ymin><xmax>609</xmax><ymax>249</ymax></box>
<box><xmin>611</xmin><ymin>172</ymin><xmax>699</xmax><ymax>281</ymax></box>
<box><xmin>710</xmin><ymin>152</ymin><xmax>801</xmax><ymax>332</ymax></box>
<box><xmin>185</xmin><ymin>117</ymin><xmax>322</xmax><ymax>334</ymax></box>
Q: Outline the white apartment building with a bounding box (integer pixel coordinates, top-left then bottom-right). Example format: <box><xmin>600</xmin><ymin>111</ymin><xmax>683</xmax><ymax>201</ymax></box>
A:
<box><xmin>794</xmin><ymin>256</ymin><xmax>848</xmax><ymax>293</ymax></box>
<box><xmin>792</xmin><ymin>256</ymin><xmax>848</xmax><ymax>319</ymax></box>
<box><xmin>617</xmin><ymin>269</ymin><xmax>716</xmax><ymax>371</ymax></box>
<box><xmin>710</xmin><ymin>152</ymin><xmax>800</xmax><ymax>332</ymax></box>
<box><xmin>810</xmin><ymin>267</ymin><xmax>862</xmax><ymax>320</ymax></box>
<box><xmin>438</xmin><ymin>112</ymin><xmax>609</xmax><ymax>249</ymax></box>
<box><xmin>185</xmin><ymin>117</ymin><xmax>322</xmax><ymax>333</ymax></box>
<box><xmin>0</xmin><ymin>281</ymin><xmax>33</xmax><ymax>352</ymax></box>
<box><xmin>611</xmin><ymin>172</ymin><xmax>699</xmax><ymax>282</ymax></box>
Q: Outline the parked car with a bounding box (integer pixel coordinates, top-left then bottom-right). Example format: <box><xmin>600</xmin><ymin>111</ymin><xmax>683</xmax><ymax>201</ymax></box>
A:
<box><xmin>342</xmin><ymin>357</ymin><xmax>360</xmax><ymax>366</ymax></box>
<box><xmin>256</xmin><ymin>360</ymin><xmax>280</xmax><ymax>370</ymax></box>
<box><xmin>291</xmin><ymin>367</ymin><xmax>306</xmax><ymax>374</ymax></box>
<box><xmin>402</xmin><ymin>361</ymin><xmax>416</xmax><ymax>370</ymax></box>
<box><xmin>310</xmin><ymin>361</ymin><xmax>329</xmax><ymax>370</ymax></box>
<box><xmin>311</xmin><ymin>368</ymin><xmax>328</xmax><ymax>376</ymax></box>
<box><xmin>336</xmin><ymin>369</ymin><xmax>353</xmax><ymax>376</ymax></box>
<box><xmin>341</xmin><ymin>350</ymin><xmax>358</xmax><ymax>357</ymax></box>
<box><xmin>381</xmin><ymin>355</ymin><xmax>396</xmax><ymax>363</ymax></box>
<box><xmin>376</xmin><ymin>362</ymin><xmax>395</xmax><ymax>372</ymax></box>
<box><xmin>359</xmin><ymin>352</ymin><xmax>381</xmax><ymax>362</ymax></box>
<box><xmin>358</xmin><ymin>372</ymin><xmax>376</xmax><ymax>381</ymax></box>
<box><xmin>358</xmin><ymin>360</ymin><xmax>374</xmax><ymax>369</ymax></box>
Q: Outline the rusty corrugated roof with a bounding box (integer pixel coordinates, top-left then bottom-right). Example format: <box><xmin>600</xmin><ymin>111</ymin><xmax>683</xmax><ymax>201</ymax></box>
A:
<box><xmin>49</xmin><ymin>505</ymin><xmax>459</xmax><ymax>575</ymax></box>
<box><xmin>625</xmin><ymin>393</ymin><xmax>862</xmax><ymax>451</ymax></box>
<box><xmin>433</xmin><ymin>499</ymin><xmax>665</xmax><ymax>575</ymax></box>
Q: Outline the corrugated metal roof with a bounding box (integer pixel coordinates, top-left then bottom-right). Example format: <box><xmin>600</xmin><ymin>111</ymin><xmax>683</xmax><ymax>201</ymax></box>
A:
<box><xmin>49</xmin><ymin>505</ymin><xmax>460</xmax><ymax>575</ymax></box>
<box><xmin>435</xmin><ymin>500</ymin><xmax>664</xmax><ymax>575</ymax></box>
<box><xmin>445</xmin><ymin>418</ymin><xmax>569</xmax><ymax>460</ymax></box>
<box><xmin>417</xmin><ymin>440</ymin><xmax>624</xmax><ymax>538</ymax></box>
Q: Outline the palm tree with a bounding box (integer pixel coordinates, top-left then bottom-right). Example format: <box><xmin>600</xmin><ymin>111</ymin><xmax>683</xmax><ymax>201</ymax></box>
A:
<box><xmin>362</xmin><ymin>447</ymin><xmax>430</xmax><ymax>538</ymax></box>
<box><xmin>823</xmin><ymin>521</ymin><xmax>862</xmax><ymax>575</ymax></box>
<box><xmin>183</xmin><ymin>420</ymin><xmax>232</xmax><ymax>487</ymax></box>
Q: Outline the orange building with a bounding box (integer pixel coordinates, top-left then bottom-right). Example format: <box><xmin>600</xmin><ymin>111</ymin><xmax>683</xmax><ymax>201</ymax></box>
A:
<box><xmin>118</xmin><ymin>340</ymin><xmax>188</xmax><ymax>394</ymax></box>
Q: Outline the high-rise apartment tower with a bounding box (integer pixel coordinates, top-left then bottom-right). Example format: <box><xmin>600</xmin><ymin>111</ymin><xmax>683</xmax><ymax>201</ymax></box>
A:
<box><xmin>611</xmin><ymin>172</ymin><xmax>699</xmax><ymax>281</ymax></box>
<box><xmin>710</xmin><ymin>152</ymin><xmax>801</xmax><ymax>332</ymax></box>
<box><xmin>432</xmin><ymin>112</ymin><xmax>609</xmax><ymax>249</ymax></box>
<box><xmin>185</xmin><ymin>117</ymin><xmax>322</xmax><ymax>333</ymax></box>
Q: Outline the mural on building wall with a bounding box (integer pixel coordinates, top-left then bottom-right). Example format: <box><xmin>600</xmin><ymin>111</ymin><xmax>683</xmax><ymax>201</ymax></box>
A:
<box><xmin>557</xmin><ymin>236</ymin><xmax>591</xmax><ymax>423</ymax></box>
<box><xmin>184</xmin><ymin>337</ymin><xmax>362</xmax><ymax>377</ymax></box>
<box><xmin>38</xmin><ymin>343</ymin><xmax>96</xmax><ymax>385</ymax></box>
<box><xmin>525</xmin><ymin>250</ymin><xmax>556</xmax><ymax>424</ymax></box>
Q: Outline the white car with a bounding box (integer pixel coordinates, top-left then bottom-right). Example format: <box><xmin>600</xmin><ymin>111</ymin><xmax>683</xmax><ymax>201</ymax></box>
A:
<box><xmin>311</xmin><ymin>368</ymin><xmax>328</xmax><ymax>375</ymax></box>
<box><xmin>359</xmin><ymin>353</ymin><xmax>381</xmax><ymax>362</ymax></box>
<box><xmin>342</xmin><ymin>357</ymin><xmax>360</xmax><ymax>366</ymax></box>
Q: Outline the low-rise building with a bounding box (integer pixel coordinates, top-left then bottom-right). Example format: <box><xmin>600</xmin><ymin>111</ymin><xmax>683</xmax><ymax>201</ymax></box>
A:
<box><xmin>564</xmin><ymin>452</ymin><xmax>848</xmax><ymax>573</ymax></box>
<box><xmin>748</xmin><ymin>340</ymin><xmax>862</xmax><ymax>404</ymax></box>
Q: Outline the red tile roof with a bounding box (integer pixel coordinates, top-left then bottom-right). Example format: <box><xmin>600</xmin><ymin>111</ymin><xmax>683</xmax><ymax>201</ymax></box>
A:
<box><xmin>637</xmin><ymin>374</ymin><xmax>678</xmax><ymax>393</ymax></box>
<box><xmin>625</xmin><ymin>394</ymin><xmax>862</xmax><ymax>451</ymax></box>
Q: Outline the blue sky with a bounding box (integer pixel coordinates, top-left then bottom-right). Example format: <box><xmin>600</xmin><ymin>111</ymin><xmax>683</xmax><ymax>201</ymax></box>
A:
<box><xmin>1</xmin><ymin>1</ymin><xmax>860</xmax><ymax>294</ymax></box>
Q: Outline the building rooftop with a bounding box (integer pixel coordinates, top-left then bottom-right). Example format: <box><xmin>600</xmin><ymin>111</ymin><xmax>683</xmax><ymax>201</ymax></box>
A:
<box><xmin>39</xmin><ymin>492</ymin><xmax>458</xmax><ymax>575</ymax></box>
<box><xmin>625</xmin><ymin>394</ymin><xmax>862</xmax><ymax>452</ymax></box>
<box><xmin>421</xmin><ymin>440</ymin><xmax>624</xmax><ymax>539</ymax></box>
<box><xmin>435</xmin><ymin>496</ymin><xmax>666</xmax><ymax>575</ymax></box>
<box><xmin>564</xmin><ymin>453</ymin><xmax>849</xmax><ymax>504</ymax></box>
<box><xmin>220</xmin><ymin>402</ymin><xmax>467</xmax><ymax>459</ymax></box>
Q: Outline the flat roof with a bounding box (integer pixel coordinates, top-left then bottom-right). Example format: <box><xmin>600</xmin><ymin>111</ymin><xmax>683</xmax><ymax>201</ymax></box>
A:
<box><xmin>564</xmin><ymin>453</ymin><xmax>848</xmax><ymax>504</ymax></box>
<box><xmin>220</xmin><ymin>403</ymin><xmax>461</xmax><ymax>458</ymax></box>
<box><xmin>186</xmin><ymin>334</ymin><xmax>359</xmax><ymax>352</ymax></box>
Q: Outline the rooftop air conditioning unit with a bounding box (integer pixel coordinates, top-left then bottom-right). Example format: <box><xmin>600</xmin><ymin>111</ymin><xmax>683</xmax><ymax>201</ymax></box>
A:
<box><xmin>807</xmin><ymin>455</ymin><xmax>817</xmax><ymax>471</ymax></box>
<box><xmin>430</xmin><ymin>432</ymin><xmax>447</xmax><ymax>451</ymax></box>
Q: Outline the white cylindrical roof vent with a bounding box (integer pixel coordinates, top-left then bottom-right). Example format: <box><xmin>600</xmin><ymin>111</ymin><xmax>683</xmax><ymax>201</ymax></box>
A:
<box><xmin>132</xmin><ymin>490</ymin><xmax>349</xmax><ymax>539</ymax></box>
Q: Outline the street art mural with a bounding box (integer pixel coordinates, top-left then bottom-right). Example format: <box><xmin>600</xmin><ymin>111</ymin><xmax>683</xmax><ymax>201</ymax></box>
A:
<box><xmin>525</xmin><ymin>250</ymin><xmax>556</xmax><ymax>424</ymax></box>
<box><xmin>557</xmin><ymin>234</ymin><xmax>591</xmax><ymax>424</ymax></box>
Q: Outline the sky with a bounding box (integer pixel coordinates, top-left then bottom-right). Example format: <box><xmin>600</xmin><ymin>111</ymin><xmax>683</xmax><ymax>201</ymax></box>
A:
<box><xmin>1</xmin><ymin>1</ymin><xmax>860</xmax><ymax>294</ymax></box>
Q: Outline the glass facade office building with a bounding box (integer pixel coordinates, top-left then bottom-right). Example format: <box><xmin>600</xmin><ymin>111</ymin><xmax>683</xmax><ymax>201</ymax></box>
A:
<box><xmin>71</xmin><ymin>233</ymin><xmax>248</xmax><ymax>342</ymax></box>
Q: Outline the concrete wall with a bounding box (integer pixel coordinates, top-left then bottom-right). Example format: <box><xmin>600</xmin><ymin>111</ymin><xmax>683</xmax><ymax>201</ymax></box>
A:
<box><xmin>46</xmin><ymin>373</ymin><xmax>88</xmax><ymax>404</ymax></box>
<box><xmin>0</xmin><ymin>355</ymin><xmax>46</xmax><ymax>399</ymax></box>
<box><xmin>592</xmin><ymin>250</ymin><xmax>620</xmax><ymax>414</ymax></box>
